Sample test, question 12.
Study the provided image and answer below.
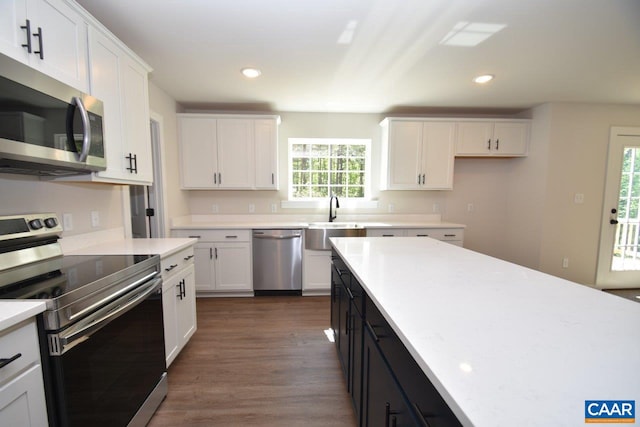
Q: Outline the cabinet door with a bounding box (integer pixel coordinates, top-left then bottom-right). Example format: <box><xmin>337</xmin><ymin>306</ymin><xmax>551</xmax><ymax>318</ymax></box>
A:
<box><xmin>303</xmin><ymin>250</ymin><xmax>331</xmax><ymax>291</ymax></box>
<box><xmin>193</xmin><ymin>243</ymin><xmax>215</xmax><ymax>292</ymax></box>
<box><xmin>349</xmin><ymin>306</ymin><xmax>364</xmax><ymax>425</ymax></box>
<box><xmin>492</xmin><ymin>122</ymin><xmax>529</xmax><ymax>156</ymax></box>
<box><xmin>362</xmin><ymin>326</ymin><xmax>414</xmax><ymax>427</ymax></box>
<box><xmin>456</xmin><ymin>121</ymin><xmax>493</xmax><ymax>156</ymax></box>
<box><xmin>179</xmin><ymin>116</ymin><xmax>218</xmax><ymax>188</ymax></box>
<box><xmin>28</xmin><ymin>0</ymin><xmax>89</xmax><ymax>91</ymax></box>
<box><xmin>330</xmin><ymin>259</ymin><xmax>342</xmax><ymax>344</ymax></box>
<box><xmin>385</xmin><ymin>121</ymin><xmax>423</xmax><ymax>189</ymax></box>
<box><xmin>422</xmin><ymin>122</ymin><xmax>455</xmax><ymax>189</ymax></box>
<box><xmin>0</xmin><ymin>365</ymin><xmax>48</xmax><ymax>427</ymax></box>
<box><xmin>214</xmin><ymin>242</ymin><xmax>252</xmax><ymax>291</ymax></box>
<box><xmin>177</xmin><ymin>265</ymin><xmax>197</xmax><ymax>344</ymax></box>
<box><xmin>254</xmin><ymin>118</ymin><xmax>278</xmax><ymax>189</ymax></box>
<box><xmin>216</xmin><ymin>118</ymin><xmax>254</xmax><ymax>189</ymax></box>
<box><xmin>0</xmin><ymin>0</ymin><xmax>29</xmax><ymax>64</ymax></box>
<box><xmin>120</xmin><ymin>55</ymin><xmax>153</xmax><ymax>183</ymax></box>
<box><xmin>88</xmin><ymin>27</ymin><xmax>128</xmax><ymax>181</ymax></box>
<box><xmin>162</xmin><ymin>274</ymin><xmax>180</xmax><ymax>366</ymax></box>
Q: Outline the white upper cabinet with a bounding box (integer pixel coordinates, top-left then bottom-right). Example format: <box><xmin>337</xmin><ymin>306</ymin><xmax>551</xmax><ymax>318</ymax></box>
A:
<box><xmin>216</xmin><ymin>118</ymin><xmax>254</xmax><ymax>188</ymax></box>
<box><xmin>61</xmin><ymin>25</ymin><xmax>153</xmax><ymax>185</ymax></box>
<box><xmin>456</xmin><ymin>120</ymin><xmax>530</xmax><ymax>157</ymax></box>
<box><xmin>178</xmin><ymin>114</ymin><xmax>280</xmax><ymax>190</ymax></box>
<box><xmin>380</xmin><ymin>119</ymin><xmax>455</xmax><ymax>190</ymax></box>
<box><xmin>254</xmin><ymin>118</ymin><xmax>279</xmax><ymax>189</ymax></box>
<box><xmin>0</xmin><ymin>0</ymin><xmax>89</xmax><ymax>92</ymax></box>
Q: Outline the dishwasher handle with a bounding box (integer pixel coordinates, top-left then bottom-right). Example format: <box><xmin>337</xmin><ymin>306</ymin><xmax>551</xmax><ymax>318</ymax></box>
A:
<box><xmin>253</xmin><ymin>233</ymin><xmax>301</xmax><ymax>240</ymax></box>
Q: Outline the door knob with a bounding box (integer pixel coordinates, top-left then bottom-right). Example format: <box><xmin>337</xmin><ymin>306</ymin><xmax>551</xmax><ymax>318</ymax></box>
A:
<box><xmin>610</xmin><ymin>219</ymin><xmax>619</xmax><ymax>225</ymax></box>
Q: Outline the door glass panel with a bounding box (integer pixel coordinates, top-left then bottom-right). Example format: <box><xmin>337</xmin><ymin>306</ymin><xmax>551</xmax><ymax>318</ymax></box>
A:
<box><xmin>612</xmin><ymin>147</ymin><xmax>640</xmax><ymax>271</ymax></box>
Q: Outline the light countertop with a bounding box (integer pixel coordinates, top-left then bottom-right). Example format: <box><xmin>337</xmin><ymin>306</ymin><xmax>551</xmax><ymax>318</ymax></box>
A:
<box><xmin>330</xmin><ymin>237</ymin><xmax>640</xmax><ymax>427</ymax></box>
<box><xmin>170</xmin><ymin>214</ymin><xmax>465</xmax><ymax>230</ymax></box>
<box><xmin>0</xmin><ymin>301</ymin><xmax>46</xmax><ymax>331</ymax></box>
<box><xmin>66</xmin><ymin>238</ymin><xmax>197</xmax><ymax>257</ymax></box>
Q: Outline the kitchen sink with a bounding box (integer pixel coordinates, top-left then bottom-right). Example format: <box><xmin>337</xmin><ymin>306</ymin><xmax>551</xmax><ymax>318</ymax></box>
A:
<box><xmin>307</xmin><ymin>221</ymin><xmax>364</xmax><ymax>229</ymax></box>
<box><xmin>305</xmin><ymin>223</ymin><xmax>366</xmax><ymax>250</ymax></box>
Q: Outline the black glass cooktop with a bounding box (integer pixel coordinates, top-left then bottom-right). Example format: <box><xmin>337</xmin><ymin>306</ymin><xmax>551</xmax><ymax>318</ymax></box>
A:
<box><xmin>0</xmin><ymin>254</ymin><xmax>154</xmax><ymax>300</ymax></box>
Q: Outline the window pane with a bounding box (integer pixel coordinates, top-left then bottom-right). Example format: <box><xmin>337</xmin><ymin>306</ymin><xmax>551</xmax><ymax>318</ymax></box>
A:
<box><xmin>348</xmin><ymin>186</ymin><xmax>364</xmax><ymax>197</ymax></box>
<box><xmin>633</xmin><ymin>174</ymin><xmax>640</xmax><ymax>197</ymax></box>
<box><xmin>312</xmin><ymin>186</ymin><xmax>329</xmax><ymax>197</ymax></box>
<box><xmin>348</xmin><ymin>172</ymin><xmax>364</xmax><ymax>185</ymax></box>
<box><xmin>349</xmin><ymin>145</ymin><xmax>366</xmax><ymax>157</ymax></box>
<box><xmin>331</xmin><ymin>172</ymin><xmax>347</xmax><ymax>185</ymax></box>
<box><xmin>292</xmin><ymin>144</ymin><xmax>310</xmax><ymax>156</ymax></box>
<box><xmin>311</xmin><ymin>158</ymin><xmax>328</xmax><ymax>171</ymax></box>
<box><xmin>331</xmin><ymin>145</ymin><xmax>347</xmax><ymax>157</ymax></box>
<box><xmin>332</xmin><ymin>186</ymin><xmax>345</xmax><ymax>197</ymax></box>
<box><xmin>312</xmin><ymin>145</ymin><xmax>329</xmax><ymax>157</ymax></box>
<box><xmin>348</xmin><ymin>158</ymin><xmax>364</xmax><ymax>171</ymax></box>
<box><xmin>292</xmin><ymin>158</ymin><xmax>310</xmax><ymax>171</ymax></box>
<box><xmin>293</xmin><ymin>186</ymin><xmax>309</xmax><ymax>197</ymax></box>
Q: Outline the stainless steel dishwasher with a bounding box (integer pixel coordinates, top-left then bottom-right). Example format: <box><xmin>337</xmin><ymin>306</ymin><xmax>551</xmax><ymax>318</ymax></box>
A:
<box><xmin>253</xmin><ymin>229</ymin><xmax>303</xmax><ymax>295</ymax></box>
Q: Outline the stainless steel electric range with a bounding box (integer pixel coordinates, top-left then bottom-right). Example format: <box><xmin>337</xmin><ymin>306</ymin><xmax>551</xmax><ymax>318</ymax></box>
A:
<box><xmin>0</xmin><ymin>213</ymin><xmax>167</xmax><ymax>427</ymax></box>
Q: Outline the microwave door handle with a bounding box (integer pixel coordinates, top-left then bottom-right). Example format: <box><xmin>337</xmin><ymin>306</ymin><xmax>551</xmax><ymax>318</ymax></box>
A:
<box><xmin>71</xmin><ymin>96</ymin><xmax>92</xmax><ymax>162</ymax></box>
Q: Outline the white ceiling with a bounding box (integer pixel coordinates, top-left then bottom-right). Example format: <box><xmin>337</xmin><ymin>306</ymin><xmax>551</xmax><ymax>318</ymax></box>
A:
<box><xmin>75</xmin><ymin>0</ymin><xmax>640</xmax><ymax>113</ymax></box>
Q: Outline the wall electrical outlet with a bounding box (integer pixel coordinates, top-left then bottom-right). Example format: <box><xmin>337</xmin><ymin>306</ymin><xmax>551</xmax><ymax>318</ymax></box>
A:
<box><xmin>90</xmin><ymin>211</ymin><xmax>100</xmax><ymax>228</ymax></box>
<box><xmin>63</xmin><ymin>213</ymin><xmax>73</xmax><ymax>231</ymax></box>
<box><xmin>432</xmin><ymin>203</ymin><xmax>440</xmax><ymax>213</ymax></box>
<box><xmin>212</xmin><ymin>204</ymin><xmax>219</xmax><ymax>213</ymax></box>
<box><xmin>574</xmin><ymin>193</ymin><xmax>585</xmax><ymax>204</ymax></box>
<box><xmin>388</xmin><ymin>204</ymin><xmax>395</xmax><ymax>213</ymax></box>
<box><xmin>249</xmin><ymin>204</ymin><xmax>255</xmax><ymax>213</ymax></box>
<box><xmin>271</xmin><ymin>203</ymin><xmax>277</xmax><ymax>213</ymax></box>
<box><xmin>562</xmin><ymin>257</ymin><xmax>569</xmax><ymax>269</ymax></box>
<box><xmin>467</xmin><ymin>203</ymin><xmax>475</xmax><ymax>213</ymax></box>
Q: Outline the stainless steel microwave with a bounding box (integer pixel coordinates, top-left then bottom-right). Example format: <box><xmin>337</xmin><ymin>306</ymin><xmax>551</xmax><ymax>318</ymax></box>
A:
<box><xmin>0</xmin><ymin>53</ymin><xmax>105</xmax><ymax>176</ymax></box>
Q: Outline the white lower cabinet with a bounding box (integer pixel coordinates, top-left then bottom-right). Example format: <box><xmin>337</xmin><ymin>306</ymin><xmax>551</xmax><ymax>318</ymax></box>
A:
<box><xmin>161</xmin><ymin>245</ymin><xmax>197</xmax><ymax>367</ymax></box>
<box><xmin>0</xmin><ymin>319</ymin><xmax>48</xmax><ymax>427</ymax></box>
<box><xmin>303</xmin><ymin>250</ymin><xmax>331</xmax><ymax>295</ymax></box>
<box><xmin>172</xmin><ymin>229</ymin><xmax>253</xmax><ymax>296</ymax></box>
<box><xmin>367</xmin><ymin>227</ymin><xmax>464</xmax><ymax>246</ymax></box>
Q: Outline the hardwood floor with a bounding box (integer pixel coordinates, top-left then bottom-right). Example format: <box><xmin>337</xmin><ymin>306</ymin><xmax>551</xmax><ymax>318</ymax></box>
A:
<box><xmin>148</xmin><ymin>296</ymin><xmax>358</xmax><ymax>427</ymax></box>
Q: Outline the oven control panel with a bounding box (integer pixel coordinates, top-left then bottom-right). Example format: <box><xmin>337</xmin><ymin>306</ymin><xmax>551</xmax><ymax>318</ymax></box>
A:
<box><xmin>0</xmin><ymin>213</ymin><xmax>63</xmax><ymax>242</ymax></box>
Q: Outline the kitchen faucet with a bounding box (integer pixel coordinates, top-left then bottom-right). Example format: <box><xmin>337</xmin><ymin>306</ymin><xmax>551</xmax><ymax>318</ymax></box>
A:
<box><xmin>329</xmin><ymin>195</ymin><xmax>340</xmax><ymax>222</ymax></box>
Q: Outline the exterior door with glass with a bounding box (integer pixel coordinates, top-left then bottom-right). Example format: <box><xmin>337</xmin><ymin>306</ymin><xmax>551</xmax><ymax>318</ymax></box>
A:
<box><xmin>597</xmin><ymin>127</ymin><xmax>640</xmax><ymax>288</ymax></box>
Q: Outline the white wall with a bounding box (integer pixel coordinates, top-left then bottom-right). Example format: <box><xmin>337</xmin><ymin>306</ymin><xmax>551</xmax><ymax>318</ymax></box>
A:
<box><xmin>0</xmin><ymin>174</ymin><xmax>125</xmax><ymax>237</ymax></box>
<box><xmin>148</xmin><ymin>81</ymin><xmax>190</xmax><ymax>235</ymax></box>
<box><xmin>536</xmin><ymin>103</ymin><xmax>640</xmax><ymax>286</ymax></box>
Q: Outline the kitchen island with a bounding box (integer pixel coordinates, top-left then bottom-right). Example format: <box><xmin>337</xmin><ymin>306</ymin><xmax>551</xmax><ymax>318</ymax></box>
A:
<box><xmin>330</xmin><ymin>237</ymin><xmax>640</xmax><ymax>426</ymax></box>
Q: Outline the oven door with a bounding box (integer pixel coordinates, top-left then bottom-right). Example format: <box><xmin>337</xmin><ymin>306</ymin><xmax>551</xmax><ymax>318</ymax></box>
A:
<box><xmin>45</xmin><ymin>277</ymin><xmax>166</xmax><ymax>427</ymax></box>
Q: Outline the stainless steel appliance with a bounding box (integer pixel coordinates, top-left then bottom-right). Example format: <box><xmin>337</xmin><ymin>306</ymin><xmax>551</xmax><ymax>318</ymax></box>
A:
<box><xmin>0</xmin><ymin>53</ymin><xmax>106</xmax><ymax>176</ymax></box>
<box><xmin>252</xmin><ymin>229</ymin><xmax>303</xmax><ymax>295</ymax></box>
<box><xmin>0</xmin><ymin>213</ymin><xmax>166</xmax><ymax>426</ymax></box>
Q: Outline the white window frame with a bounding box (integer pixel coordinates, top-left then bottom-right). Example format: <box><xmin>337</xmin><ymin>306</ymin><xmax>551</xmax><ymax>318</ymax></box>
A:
<box><xmin>283</xmin><ymin>138</ymin><xmax>376</xmax><ymax>209</ymax></box>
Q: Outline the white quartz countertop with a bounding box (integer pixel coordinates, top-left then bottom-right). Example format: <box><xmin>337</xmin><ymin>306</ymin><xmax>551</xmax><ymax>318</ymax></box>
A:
<box><xmin>170</xmin><ymin>214</ymin><xmax>465</xmax><ymax>230</ymax></box>
<box><xmin>66</xmin><ymin>238</ymin><xmax>196</xmax><ymax>257</ymax></box>
<box><xmin>0</xmin><ymin>301</ymin><xmax>46</xmax><ymax>331</ymax></box>
<box><xmin>330</xmin><ymin>237</ymin><xmax>640</xmax><ymax>427</ymax></box>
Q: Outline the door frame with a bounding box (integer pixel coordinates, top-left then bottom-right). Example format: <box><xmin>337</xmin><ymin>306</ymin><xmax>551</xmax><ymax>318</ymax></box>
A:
<box><xmin>596</xmin><ymin>126</ymin><xmax>640</xmax><ymax>288</ymax></box>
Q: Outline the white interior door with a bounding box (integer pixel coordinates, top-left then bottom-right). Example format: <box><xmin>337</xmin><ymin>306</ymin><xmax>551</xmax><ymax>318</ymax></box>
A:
<box><xmin>596</xmin><ymin>127</ymin><xmax>640</xmax><ymax>288</ymax></box>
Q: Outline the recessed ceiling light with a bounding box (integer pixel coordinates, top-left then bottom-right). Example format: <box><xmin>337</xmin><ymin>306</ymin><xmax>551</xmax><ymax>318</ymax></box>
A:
<box><xmin>241</xmin><ymin>68</ymin><xmax>261</xmax><ymax>79</ymax></box>
<box><xmin>473</xmin><ymin>74</ymin><xmax>494</xmax><ymax>84</ymax></box>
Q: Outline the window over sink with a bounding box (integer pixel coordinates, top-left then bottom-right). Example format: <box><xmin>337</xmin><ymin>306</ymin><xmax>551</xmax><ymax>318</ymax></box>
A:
<box><xmin>288</xmin><ymin>138</ymin><xmax>371</xmax><ymax>202</ymax></box>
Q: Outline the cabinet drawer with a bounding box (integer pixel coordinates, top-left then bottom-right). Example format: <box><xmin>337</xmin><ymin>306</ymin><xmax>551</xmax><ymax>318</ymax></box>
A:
<box><xmin>366</xmin><ymin>228</ymin><xmax>406</xmax><ymax>237</ymax></box>
<box><xmin>172</xmin><ymin>229</ymin><xmax>251</xmax><ymax>242</ymax></box>
<box><xmin>0</xmin><ymin>319</ymin><xmax>40</xmax><ymax>386</ymax></box>
<box><xmin>406</xmin><ymin>228</ymin><xmax>463</xmax><ymax>241</ymax></box>
<box><xmin>161</xmin><ymin>246</ymin><xmax>195</xmax><ymax>279</ymax></box>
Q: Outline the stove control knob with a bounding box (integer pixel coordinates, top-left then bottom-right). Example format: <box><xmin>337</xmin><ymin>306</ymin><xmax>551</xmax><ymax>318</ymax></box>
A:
<box><xmin>29</xmin><ymin>219</ymin><xmax>44</xmax><ymax>230</ymax></box>
<box><xmin>44</xmin><ymin>217</ymin><xmax>58</xmax><ymax>228</ymax></box>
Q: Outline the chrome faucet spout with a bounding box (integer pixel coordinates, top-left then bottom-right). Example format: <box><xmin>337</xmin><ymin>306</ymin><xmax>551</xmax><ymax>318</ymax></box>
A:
<box><xmin>329</xmin><ymin>195</ymin><xmax>340</xmax><ymax>222</ymax></box>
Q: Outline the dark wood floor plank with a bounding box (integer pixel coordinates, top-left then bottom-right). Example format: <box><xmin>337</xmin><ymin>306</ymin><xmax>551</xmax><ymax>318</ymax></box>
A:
<box><xmin>148</xmin><ymin>296</ymin><xmax>358</xmax><ymax>427</ymax></box>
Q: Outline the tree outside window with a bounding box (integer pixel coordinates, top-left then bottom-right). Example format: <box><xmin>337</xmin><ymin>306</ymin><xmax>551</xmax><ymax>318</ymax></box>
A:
<box><xmin>289</xmin><ymin>138</ymin><xmax>370</xmax><ymax>200</ymax></box>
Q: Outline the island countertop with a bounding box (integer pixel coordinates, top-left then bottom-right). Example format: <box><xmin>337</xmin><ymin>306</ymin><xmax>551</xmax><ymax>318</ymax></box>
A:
<box><xmin>330</xmin><ymin>236</ymin><xmax>640</xmax><ymax>426</ymax></box>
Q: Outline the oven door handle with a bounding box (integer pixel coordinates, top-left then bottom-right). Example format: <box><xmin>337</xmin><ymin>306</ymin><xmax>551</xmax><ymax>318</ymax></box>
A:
<box><xmin>68</xmin><ymin>271</ymin><xmax>160</xmax><ymax>322</ymax></box>
<box><xmin>49</xmin><ymin>277</ymin><xmax>162</xmax><ymax>356</ymax></box>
